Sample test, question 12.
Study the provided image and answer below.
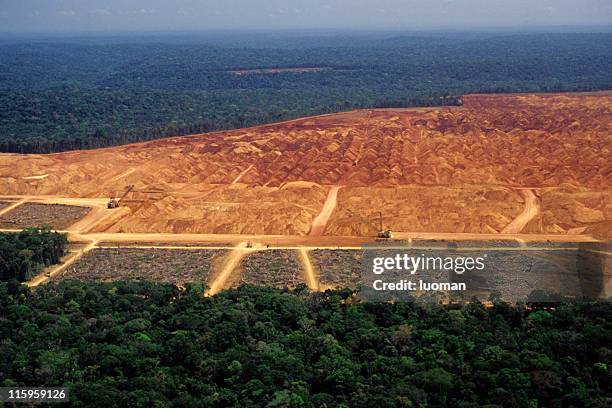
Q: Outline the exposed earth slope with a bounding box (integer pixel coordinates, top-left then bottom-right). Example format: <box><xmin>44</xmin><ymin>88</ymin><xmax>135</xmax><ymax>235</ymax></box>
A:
<box><xmin>1</xmin><ymin>93</ymin><xmax>610</xmax><ymax>237</ymax></box>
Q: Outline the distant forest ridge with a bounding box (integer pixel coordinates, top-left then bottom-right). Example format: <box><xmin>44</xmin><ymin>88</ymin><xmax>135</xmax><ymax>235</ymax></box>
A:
<box><xmin>0</xmin><ymin>32</ymin><xmax>610</xmax><ymax>153</ymax></box>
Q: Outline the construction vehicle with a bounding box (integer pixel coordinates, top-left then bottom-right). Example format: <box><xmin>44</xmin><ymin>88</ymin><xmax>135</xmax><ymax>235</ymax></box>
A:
<box><xmin>375</xmin><ymin>211</ymin><xmax>393</xmax><ymax>240</ymax></box>
<box><xmin>377</xmin><ymin>230</ymin><xmax>393</xmax><ymax>240</ymax></box>
<box><xmin>346</xmin><ymin>209</ymin><xmax>392</xmax><ymax>240</ymax></box>
<box><xmin>107</xmin><ymin>185</ymin><xmax>134</xmax><ymax>209</ymax></box>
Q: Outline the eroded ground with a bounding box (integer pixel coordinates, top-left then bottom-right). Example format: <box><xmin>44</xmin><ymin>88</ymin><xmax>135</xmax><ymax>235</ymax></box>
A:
<box><xmin>0</xmin><ymin>203</ymin><xmax>91</xmax><ymax>230</ymax></box>
<box><xmin>100</xmin><ymin>182</ymin><xmax>327</xmax><ymax>235</ymax></box>
<box><xmin>327</xmin><ymin>186</ymin><xmax>524</xmax><ymax>236</ymax></box>
<box><xmin>55</xmin><ymin>248</ymin><xmax>226</xmax><ymax>285</ymax></box>
<box><xmin>0</xmin><ymin>93</ymin><xmax>610</xmax><ymax>237</ymax></box>
<box><xmin>524</xmin><ymin>187</ymin><xmax>612</xmax><ymax>237</ymax></box>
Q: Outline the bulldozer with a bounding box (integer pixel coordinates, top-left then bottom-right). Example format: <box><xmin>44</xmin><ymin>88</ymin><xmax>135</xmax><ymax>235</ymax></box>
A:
<box><xmin>107</xmin><ymin>185</ymin><xmax>134</xmax><ymax>209</ymax></box>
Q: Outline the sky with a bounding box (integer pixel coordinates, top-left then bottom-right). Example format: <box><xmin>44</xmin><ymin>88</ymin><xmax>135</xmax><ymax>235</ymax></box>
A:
<box><xmin>0</xmin><ymin>0</ymin><xmax>611</xmax><ymax>33</ymax></box>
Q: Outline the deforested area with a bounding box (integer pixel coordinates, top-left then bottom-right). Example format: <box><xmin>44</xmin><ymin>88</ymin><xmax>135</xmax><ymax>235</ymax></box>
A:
<box><xmin>55</xmin><ymin>248</ymin><xmax>226</xmax><ymax>285</ymax></box>
<box><xmin>2</xmin><ymin>93</ymin><xmax>610</xmax><ymax>237</ymax></box>
<box><xmin>1</xmin><ymin>5</ymin><xmax>611</xmax><ymax>408</ymax></box>
<box><xmin>310</xmin><ymin>249</ymin><xmax>364</xmax><ymax>288</ymax></box>
<box><xmin>235</xmin><ymin>250</ymin><xmax>304</xmax><ymax>288</ymax></box>
<box><xmin>0</xmin><ymin>203</ymin><xmax>90</xmax><ymax>230</ymax></box>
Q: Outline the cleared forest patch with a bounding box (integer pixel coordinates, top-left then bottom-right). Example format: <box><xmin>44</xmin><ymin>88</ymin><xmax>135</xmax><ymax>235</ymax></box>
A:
<box><xmin>234</xmin><ymin>249</ymin><xmax>304</xmax><ymax>288</ymax></box>
<box><xmin>54</xmin><ymin>248</ymin><xmax>226</xmax><ymax>285</ymax></box>
<box><xmin>0</xmin><ymin>93</ymin><xmax>609</xmax><ymax>237</ymax></box>
<box><xmin>0</xmin><ymin>203</ymin><xmax>91</xmax><ymax>230</ymax></box>
<box><xmin>327</xmin><ymin>186</ymin><xmax>524</xmax><ymax>236</ymax></box>
<box><xmin>310</xmin><ymin>249</ymin><xmax>363</xmax><ymax>288</ymax></box>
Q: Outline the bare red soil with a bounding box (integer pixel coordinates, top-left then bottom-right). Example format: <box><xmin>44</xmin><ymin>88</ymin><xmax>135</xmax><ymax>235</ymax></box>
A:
<box><xmin>0</xmin><ymin>93</ymin><xmax>610</xmax><ymax>237</ymax></box>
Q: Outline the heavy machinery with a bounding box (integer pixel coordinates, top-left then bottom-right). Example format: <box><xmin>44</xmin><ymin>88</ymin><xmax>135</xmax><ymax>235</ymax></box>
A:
<box><xmin>107</xmin><ymin>185</ymin><xmax>134</xmax><ymax>209</ymax></box>
<box><xmin>377</xmin><ymin>229</ymin><xmax>393</xmax><ymax>240</ymax></box>
<box><xmin>346</xmin><ymin>209</ymin><xmax>393</xmax><ymax>240</ymax></box>
<box><xmin>375</xmin><ymin>211</ymin><xmax>393</xmax><ymax>240</ymax></box>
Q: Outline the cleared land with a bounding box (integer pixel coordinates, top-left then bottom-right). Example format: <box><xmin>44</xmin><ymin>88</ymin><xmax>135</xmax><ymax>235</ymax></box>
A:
<box><xmin>0</xmin><ymin>93</ymin><xmax>609</xmax><ymax>238</ymax></box>
<box><xmin>0</xmin><ymin>203</ymin><xmax>91</xmax><ymax>230</ymax></box>
<box><xmin>101</xmin><ymin>183</ymin><xmax>328</xmax><ymax>235</ymax></box>
<box><xmin>1</xmin><ymin>92</ymin><xmax>611</xmax><ymax>296</ymax></box>
<box><xmin>327</xmin><ymin>186</ymin><xmax>525</xmax><ymax>236</ymax></box>
<box><xmin>524</xmin><ymin>188</ymin><xmax>612</xmax><ymax>237</ymax></box>
<box><xmin>310</xmin><ymin>249</ymin><xmax>364</xmax><ymax>289</ymax></box>
<box><xmin>232</xmin><ymin>249</ymin><xmax>305</xmax><ymax>288</ymax></box>
<box><xmin>310</xmin><ymin>246</ymin><xmax>610</xmax><ymax>301</ymax></box>
<box><xmin>54</xmin><ymin>248</ymin><xmax>226</xmax><ymax>285</ymax></box>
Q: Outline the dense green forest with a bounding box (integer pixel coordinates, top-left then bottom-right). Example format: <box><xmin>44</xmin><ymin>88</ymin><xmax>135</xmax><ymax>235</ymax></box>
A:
<box><xmin>0</xmin><ymin>228</ymin><xmax>68</xmax><ymax>282</ymax></box>
<box><xmin>1</xmin><ymin>281</ymin><xmax>610</xmax><ymax>407</ymax></box>
<box><xmin>1</xmin><ymin>32</ymin><xmax>611</xmax><ymax>153</ymax></box>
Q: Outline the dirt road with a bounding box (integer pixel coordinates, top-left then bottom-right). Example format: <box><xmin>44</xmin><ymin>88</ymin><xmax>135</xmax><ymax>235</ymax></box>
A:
<box><xmin>298</xmin><ymin>248</ymin><xmax>318</xmax><ymax>290</ymax></box>
<box><xmin>0</xmin><ymin>198</ymin><xmax>26</xmax><ymax>217</ymax></box>
<box><xmin>0</xmin><ymin>227</ymin><xmax>597</xmax><ymax>247</ymax></box>
<box><xmin>70</xmin><ymin>230</ymin><xmax>600</xmax><ymax>247</ymax></box>
<box><xmin>206</xmin><ymin>242</ymin><xmax>259</xmax><ymax>295</ymax></box>
<box><xmin>1</xmin><ymin>192</ymin><xmax>603</xmax><ymax>291</ymax></box>
<box><xmin>309</xmin><ymin>186</ymin><xmax>341</xmax><ymax>236</ymax></box>
<box><xmin>28</xmin><ymin>238</ymin><xmax>98</xmax><ymax>287</ymax></box>
<box><xmin>502</xmin><ymin>189</ymin><xmax>541</xmax><ymax>234</ymax></box>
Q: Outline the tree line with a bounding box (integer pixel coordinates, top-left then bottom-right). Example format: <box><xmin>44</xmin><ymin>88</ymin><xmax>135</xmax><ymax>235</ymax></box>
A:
<box><xmin>0</xmin><ymin>32</ymin><xmax>610</xmax><ymax>153</ymax></box>
<box><xmin>0</xmin><ymin>228</ymin><xmax>68</xmax><ymax>282</ymax></box>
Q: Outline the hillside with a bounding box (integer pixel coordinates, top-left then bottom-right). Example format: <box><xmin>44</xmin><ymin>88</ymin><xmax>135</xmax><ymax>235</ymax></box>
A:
<box><xmin>1</xmin><ymin>93</ymin><xmax>610</xmax><ymax>237</ymax></box>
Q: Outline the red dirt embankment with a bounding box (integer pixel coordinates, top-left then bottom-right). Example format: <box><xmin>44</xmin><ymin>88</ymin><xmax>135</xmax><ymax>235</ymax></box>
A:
<box><xmin>0</xmin><ymin>93</ymin><xmax>610</xmax><ymax>237</ymax></box>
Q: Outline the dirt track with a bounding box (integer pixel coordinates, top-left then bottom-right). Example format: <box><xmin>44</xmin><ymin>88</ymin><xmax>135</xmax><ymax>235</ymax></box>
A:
<box><xmin>309</xmin><ymin>186</ymin><xmax>341</xmax><ymax>236</ymax></box>
<box><xmin>502</xmin><ymin>189</ymin><xmax>541</xmax><ymax>234</ymax></box>
<box><xmin>0</xmin><ymin>198</ymin><xmax>26</xmax><ymax>217</ymax></box>
<box><xmin>28</xmin><ymin>238</ymin><xmax>98</xmax><ymax>287</ymax></box>
<box><xmin>299</xmin><ymin>248</ymin><xmax>318</xmax><ymax>290</ymax></box>
<box><xmin>207</xmin><ymin>242</ymin><xmax>258</xmax><ymax>295</ymax></box>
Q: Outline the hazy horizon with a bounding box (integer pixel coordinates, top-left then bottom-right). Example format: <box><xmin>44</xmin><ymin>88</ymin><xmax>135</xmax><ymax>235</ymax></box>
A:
<box><xmin>1</xmin><ymin>0</ymin><xmax>611</xmax><ymax>34</ymax></box>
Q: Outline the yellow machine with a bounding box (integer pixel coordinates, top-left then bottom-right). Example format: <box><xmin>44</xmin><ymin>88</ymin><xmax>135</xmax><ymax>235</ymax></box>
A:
<box><xmin>107</xmin><ymin>185</ymin><xmax>134</xmax><ymax>209</ymax></box>
<box><xmin>375</xmin><ymin>212</ymin><xmax>393</xmax><ymax>240</ymax></box>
